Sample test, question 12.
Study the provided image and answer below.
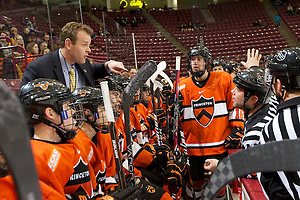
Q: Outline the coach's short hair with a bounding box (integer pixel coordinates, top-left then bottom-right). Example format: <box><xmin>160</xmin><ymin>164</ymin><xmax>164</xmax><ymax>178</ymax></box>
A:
<box><xmin>59</xmin><ymin>22</ymin><xmax>93</xmax><ymax>48</ymax></box>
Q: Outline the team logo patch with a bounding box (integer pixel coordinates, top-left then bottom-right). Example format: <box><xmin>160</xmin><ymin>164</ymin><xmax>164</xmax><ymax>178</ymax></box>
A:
<box><xmin>77</xmin><ymin>91</ymin><xmax>90</xmax><ymax>97</ymax></box>
<box><xmin>146</xmin><ymin>185</ymin><xmax>156</xmax><ymax>193</ymax></box>
<box><xmin>34</xmin><ymin>83</ymin><xmax>53</xmax><ymax>90</ymax></box>
<box><xmin>192</xmin><ymin>96</ymin><xmax>215</xmax><ymax>127</ymax></box>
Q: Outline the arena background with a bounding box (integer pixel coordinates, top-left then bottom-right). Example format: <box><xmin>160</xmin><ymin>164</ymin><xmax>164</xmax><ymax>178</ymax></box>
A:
<box><xmin>0</xmin><ymin>0</ymin><xmax>299</xmax><ymax>80</ymax></box>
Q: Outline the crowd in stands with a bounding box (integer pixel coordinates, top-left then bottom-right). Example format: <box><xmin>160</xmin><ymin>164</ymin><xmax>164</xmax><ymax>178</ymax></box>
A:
<box><xmin>179</xmin><ymin>21</ymin><xmax>206</xmax><ymax>31</ymax></box>
<box><xmin>253</xmin><ymin>19</ymin><xmax>268</xmax><ymax>27</ymax></box>
<box><xmin>272</xmin><ymin>0</ymin><xmax>300</xmax><ymax>15</ymax></box>
<box><xmin>287</xmin><ymin>3</ymin><xmax>300</xmax><ymax>15</ymax></box>
<box><xmin>116</xmin><ymin>16</ymin><xmax>146</xmax><ymax>28</ymax></box>
<box><xmin>0</xmin><ymin>16</ymin><xmax>58</xmax><ymax>79</ymax></box>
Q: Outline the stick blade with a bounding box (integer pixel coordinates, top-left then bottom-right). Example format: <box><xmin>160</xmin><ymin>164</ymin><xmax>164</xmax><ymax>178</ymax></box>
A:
<box><xmin>122</xmin><ymin>60</ymin><xmax>157</xmax><ymax>184</ymax></box>
<box><xmin>0</xmin><ymin>80</ymin><xmax>42</xmax><ymax>200</ymax></box>
<box><xmin>201</xmin><ymin>139</ymin><xmax>300</xmax><ymax>200</ymax></box>
<box><xmin>123</xmin><ymin>60</ymin><xmax>157</xmax><ymax>101</ymax></box>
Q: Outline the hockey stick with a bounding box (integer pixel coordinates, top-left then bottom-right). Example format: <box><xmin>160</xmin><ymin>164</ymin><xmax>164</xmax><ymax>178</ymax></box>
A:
<box><xmin>148</xmin><ymin>61</ymin><xmax>166</xmax><ymax>86</ymax></box>
<box><xmin>201</xmin><ymin>139</ymin><xmax>300</xmax><ymax>200</ymax></box>
<box><xmin>150</xmin><ymin>80</ymin><xmax>163</xmax><ymax>146</ymax></box>
<box><xmin>0</xmin><ymin>80</ymin><xmax>42</xmax><ymax>200</ymax></box>
<box><xmin>173</xmin><ymin>56</ymin><xmax>196</xmax><ymax>200</ymax></box>
<box><xmin>158</xmin><ymin>71</ymin><xmax>174</xmax><ymax>144</ymax></box>
<box><xmin>101</xmin><ymin>81</ymin><xmax>127</xmax><ymax>189</ymax></box>
<box><xmin>159</xmin><ymin>71</ymin><xmax>173</xmax><ymax>90</ymax></box>
<box><xmin>123</xmin><ymin>60</ymin><xmax>157</xmax><ymax>185</ymax></box>
<box><xmin>173</xmin><ymin>56</ymin><xmax>181</xmax><ymax>151</ymax></box>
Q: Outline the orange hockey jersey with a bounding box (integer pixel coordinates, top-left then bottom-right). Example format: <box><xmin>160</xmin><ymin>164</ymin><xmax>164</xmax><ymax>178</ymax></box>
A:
<box><xmin>31</xmin><ymin>133</ymin><xmax>98</xmax><ymax>198</ymax></box>
<box><xmin>69</xmin><ymin>130</ymin><xmax>107</xmax><ymax>195</ymax></box>
<box><xmin>0</xmin><ymin>175</ymin><xmax>66</xmax><ymax>200</ymax></box>
<box><xmin>115</xmin><ymin>109</ymin><xmax>154</xmax><ymax>170</ymax></box>
<box><xmin>94</xmin><ymin>129</ymin><xmax>118</xmax><ymax>191</ymax></box>
<box><xmin>180</xmin><ymin>72</ymin><xmax>244</xmax><ymax>156</ymax></box>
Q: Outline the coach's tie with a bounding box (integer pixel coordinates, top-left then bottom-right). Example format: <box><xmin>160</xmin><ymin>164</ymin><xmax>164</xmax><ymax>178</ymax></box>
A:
<box><xmin>69</xmin><ymin>67</ymin><xmax>77</xmax><ymax>92</ymax></box>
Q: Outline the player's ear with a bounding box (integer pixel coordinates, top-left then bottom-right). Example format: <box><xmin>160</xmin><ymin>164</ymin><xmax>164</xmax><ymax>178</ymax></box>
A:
<box><xmin>44</xmin><ymin>107</ymin><xmax>55</xmax><ymax>120</ymax></box>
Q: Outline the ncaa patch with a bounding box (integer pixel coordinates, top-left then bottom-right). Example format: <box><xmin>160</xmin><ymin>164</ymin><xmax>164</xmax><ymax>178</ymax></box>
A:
<box><xmin>192</xmin><ymin>96</ymin><xmax>215</xmax><ymax>127</ymax></box>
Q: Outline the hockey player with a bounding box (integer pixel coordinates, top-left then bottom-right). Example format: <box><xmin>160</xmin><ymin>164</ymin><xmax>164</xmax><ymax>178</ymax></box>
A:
<box><xmin>210</xmin><ymin>58</ymin><xmax>225</xmax><ymax>72</ymax></box>
<box><xmin>109</xmin><ymin>77</ymin><xmax>184</xmax><ymax>199</ymax></box>
<box><xmin>260</xmin><ymin>47</ymin><xmax>300</xmax><ymax>200</ymax></box>
<box><xmin>225</xmin><ymin>60</ymin><xmax>240</xmax><ymax>78</ymax></box>
<box><xmin>179</xmin><ymin>45</ymin><xmax>244</xmax><ymax>199</ymax></box>
<box><xmin>72</xmin><ymin>86</ymin><xmax>118</xmax><ymax>192</ymax></box>
<box><xmin>17</xmin><ymin>78</ymin><xmax>101</xmax><ymax>199</ymax></box>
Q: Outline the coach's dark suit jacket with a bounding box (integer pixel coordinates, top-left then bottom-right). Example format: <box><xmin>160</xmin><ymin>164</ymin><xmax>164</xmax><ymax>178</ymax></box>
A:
<box><xmin>21</xmin><ymin>50</ymin><xmax>110</xmax><ymax>88</ymax></box>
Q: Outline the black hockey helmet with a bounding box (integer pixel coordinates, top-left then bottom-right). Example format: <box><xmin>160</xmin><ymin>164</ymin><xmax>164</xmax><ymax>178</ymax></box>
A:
<box><xmin>72</xmin><ymin>86</ymin><xmax>107</xmax><ymax>129</ymax></box>
<box><xmin>18</xmin><ymin>78</ymin><xmax>84</xmax><ymax>140</ymax></box>
<box><xmin>265</xmin><ymin>47</ymin><xmax>300</xmax><ymax>90</ymax></box>
<box><xmin>72</xmin><ymin>86</ymin><xmax>103</xmax><ymax>115</ymax></box>
<box><xmin>106</xmin><ymin>76</ymin><xmax>122</xmax><ymax>92</ymax></box>
<box><xmin>211</xmin><ymin>58</ymin><xmax>225</xmax><ymax>67</ymax></box>
<box><xmin>187</xmin><ymin>45</ymin><xmax>212</xmax><ymax>76</ymax></box>
<box><xmin>141</xmin><ymin>84</ymin><xmax>150</xmax><ymax>92</ymax></box>
<box><xmin>211</xmin><ymin>58</ymin><xmax>225</xmax><ymax>71</ymax></box>
<box><xmin>115</xmin><ymin>75</ymin><xmax>131</xmax><ymax>90</ymax></box>
<box><xmin>225</xmin><ymin>61</ymin><xmax>239</xmax><ymax>74</ymax></box>
<box><xmin>234</xmin><ymin>67</ymin><xmax>268</xmax><ymax>105</ymax></box>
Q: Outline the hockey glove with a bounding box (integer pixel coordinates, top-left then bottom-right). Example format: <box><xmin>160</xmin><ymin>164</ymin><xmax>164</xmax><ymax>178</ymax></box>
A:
<box><xmin>152</xmin><ymin>146</ymin><xmax>172</xmax><ymax>170</ymax></box>
<box><xmin>173</xmin><ymin>151</ymin><xmax>187</xmax><ymax>176</ymax></box>
<box><xmin>143</xmin><ymin>144</ymin><xmax>156</xmax><ymax>155</ymax></box>
<box><xmin>162</xmin><ymin>84</ymin><xmax>172</xmax><ymax>98</ymax></box>
<box><xmin>167</xmin><ymin>92</ymin><xmax>183</xmax><ymax>116</ymax></box>
<box><xmin>146</xmin><ymin>113</ymin><xmax>156</xmax><ymax>130</ymax></box>
<box><xmin>163</xmin><ymin>156</ymin><xmax>183</xmax><ymax>194</ymax></box>
<box><xmin>153</xmin><ymin>143</ymin><xmax>172</xmax><ymax>155</ymax></box>
<box><xmin>97</xmin><ymin>178</ymin><xmax>145</xmax><ymax>200</ymax></box>
<box><xmin>224</xmin><ymin>127</ymin><xmax>244</xmax><ymax>149</ymax></box>
<box><xmin>156</xmin><ymin>108</ymin><xmax>166</xmax><ymax>124</ymax></box>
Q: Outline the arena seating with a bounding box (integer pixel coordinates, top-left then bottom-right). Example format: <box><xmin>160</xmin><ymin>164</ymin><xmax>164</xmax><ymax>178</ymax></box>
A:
<box><xmin>150</xmin><ymin>0</ymin><xmax>288</xmax><ymax>63</ymax></box>
<box><xmin>275</xmin><ymin>0</ymin><xmax>300</xmax><ymax>41</ymax></box>
<box><xmin>101</xmin><ymin>10</ymin><xmax>186</xmax><ymax>75</ymax></box>
<box><xmin>0</xmin><ymin>0</ymin><xmax>295</xmax><ymax>77</ymax></box>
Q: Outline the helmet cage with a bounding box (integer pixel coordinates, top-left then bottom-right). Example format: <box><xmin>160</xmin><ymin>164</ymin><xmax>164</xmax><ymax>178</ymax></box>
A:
<box><xmin>72</xmin><ymin>86</ymin><xmax>104</xmax><ymax>121</ymax></box>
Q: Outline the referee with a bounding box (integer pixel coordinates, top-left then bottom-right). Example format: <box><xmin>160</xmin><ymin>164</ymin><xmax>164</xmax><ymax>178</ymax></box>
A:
<box><xmin>259</xmin><ymin>47</ymin><xmax>300</xmax><ymax>200</ymax></box>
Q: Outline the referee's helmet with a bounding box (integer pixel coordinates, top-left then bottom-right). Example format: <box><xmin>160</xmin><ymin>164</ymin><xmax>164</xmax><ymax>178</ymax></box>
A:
<box><xmin>265</xmin><ymin>47</ymin><xmax>300</xmax><ymax>90</ymax></box>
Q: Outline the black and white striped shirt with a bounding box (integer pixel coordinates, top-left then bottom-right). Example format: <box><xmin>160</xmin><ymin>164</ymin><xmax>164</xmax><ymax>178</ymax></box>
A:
<box><xmin>242</xmin><ymin>95</ymin><xmax>279</xmax><ymax>149</ymax></box>
<box><xmin>260</xmin><ymin>96</ymin><xmax>300</xmax><ymax>200</ymax></box>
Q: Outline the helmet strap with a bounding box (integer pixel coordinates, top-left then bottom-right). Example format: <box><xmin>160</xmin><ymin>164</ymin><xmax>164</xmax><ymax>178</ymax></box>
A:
<box><xmin>86</xmin><ymin>117</ymin><xmax>101</xmax><ymax>132</ymax></box>
<box><xmin>40</xmin><ymin>117</ymin><xmax>76</xmax><ymax>142</ymax></box>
